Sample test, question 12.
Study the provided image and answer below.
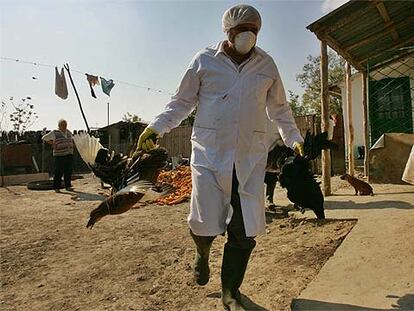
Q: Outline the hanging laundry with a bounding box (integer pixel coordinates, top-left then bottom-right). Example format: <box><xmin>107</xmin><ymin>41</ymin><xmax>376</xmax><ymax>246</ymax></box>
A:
<box><xmin>100</xmin><ymin>77</ymin><xmax>115</xmax><ymax>96</ymax></box>
<box><xmin>55</xmin><ymin>67</ymin><xmax>68</xmax><ymax>100</ymax></box>
<box><xmin>85</xmin><ymin>73</ymin><xmax>100</xmax><ymax>98</ymax></box>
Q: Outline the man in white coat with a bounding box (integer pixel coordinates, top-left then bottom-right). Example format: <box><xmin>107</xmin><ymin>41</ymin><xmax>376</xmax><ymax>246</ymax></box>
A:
<box><xmin>137</xmin><ymin>4</ymin><xmax>304</xmax><ymax>310</ymax></box>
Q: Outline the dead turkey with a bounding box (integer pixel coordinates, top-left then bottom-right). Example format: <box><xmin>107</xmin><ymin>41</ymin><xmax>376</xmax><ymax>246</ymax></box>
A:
<box><xmin>73</xmin><ymin>132</ymin><xmax>172</xmax><ymax>228</ymax></box>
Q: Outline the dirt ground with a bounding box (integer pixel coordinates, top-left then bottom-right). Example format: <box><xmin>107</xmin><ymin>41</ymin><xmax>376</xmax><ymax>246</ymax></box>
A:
<box><xmin>0</xmin><ymin>174</ymin><xmax>356</xmax><ymax>311</ymax></box>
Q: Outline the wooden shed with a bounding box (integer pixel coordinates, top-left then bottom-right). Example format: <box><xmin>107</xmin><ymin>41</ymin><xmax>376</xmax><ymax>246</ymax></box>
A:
<box><xmin>98</xmin><ymin>121</ymin><xmax>148</xmax><ymax>154</ymax></box>
<box><xmin>307</xmin><ymin>0</ymin><xmax>414</xmax><ymax>194</ymax></box>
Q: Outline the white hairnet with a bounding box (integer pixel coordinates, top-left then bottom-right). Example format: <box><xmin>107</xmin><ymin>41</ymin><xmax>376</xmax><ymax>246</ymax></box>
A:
<box><xmin>222</xmin><ymin>4</ymin><xmax>262</xmax><ymax>33</ymax></box>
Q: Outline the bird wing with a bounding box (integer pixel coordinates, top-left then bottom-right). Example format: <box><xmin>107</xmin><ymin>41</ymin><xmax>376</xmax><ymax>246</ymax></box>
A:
<box><xmin>72</xmin><ymin>132</ymin><xmax>103</xmax><ymax>166</ymax></box>
<box><xmin>115</xmin><ymin>180</ymin><xmax>154</xmax><ymax>195</ymax></box>
<box><xmin>141</xmin><ymin>183</ymin><xmax>175</xmax><ymax>202</ymax></box>
<box><xmin>304</xmin><ymin>131</ymin><xmax>338</xmax><ymax>161</ymax></box>
<box><xmin>115</xmin><ymin>180</ymin><xmax>174</xmax><ymax>197</ymax></box>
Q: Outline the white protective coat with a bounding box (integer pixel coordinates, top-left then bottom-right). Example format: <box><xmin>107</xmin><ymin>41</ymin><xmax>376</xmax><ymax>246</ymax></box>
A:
<box><xmin>149</xmin><ymin>42</ymin><xmax>303</xmax><ymax>236</ymax></box>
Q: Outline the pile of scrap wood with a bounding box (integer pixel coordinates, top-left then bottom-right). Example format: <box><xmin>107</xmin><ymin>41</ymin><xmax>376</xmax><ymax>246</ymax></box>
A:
<box><xmin>153</xmin><ymin>165</ymin><xmax>192</xmax><ymax>205</ymax></box>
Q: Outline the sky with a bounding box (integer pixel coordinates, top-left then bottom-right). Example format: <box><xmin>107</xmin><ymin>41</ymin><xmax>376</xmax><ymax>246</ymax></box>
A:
<box><xmin>0</xmin><ymin>0</ymin><xmax>347</xmax><ymax>131</ymax></box>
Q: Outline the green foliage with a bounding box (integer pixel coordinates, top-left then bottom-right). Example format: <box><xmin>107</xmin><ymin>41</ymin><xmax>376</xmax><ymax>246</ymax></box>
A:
<box><xmin>122</xmin><ymin>112</ymin><xmax>143</xmax><ymax>123</ymax></box>
<box><xmin>287</xmin><ymin>90</ymin><xmax>307</xmax><ymax>117</ymax></box>
<box><xmin>180</xmin><ymin>108</ymin><xmax>196</xmax><ymax>126</ymax></box>
<box><xmin>289</xmin><ymin>50</ymin><xmax>345</xmax><ymax>116</ymax></box>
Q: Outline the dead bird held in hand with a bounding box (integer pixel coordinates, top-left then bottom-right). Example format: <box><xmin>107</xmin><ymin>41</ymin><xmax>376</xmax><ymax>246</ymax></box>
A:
<box><xmin>267</xmin><ymin>131</ymin><xmax>338</xmax><ymax>219</ymax></box>
<box><xmin>72</xmin><ymin>132</ymin><xmax>173</xmax><ymax>228</ymax></box>
<box><xmin>86</xmin><ymin>179</ymin><xmax>172</xmax><ymax>229</ymax></box>
<box><xmin>86</xmin><ymin>148</ymin><xmax>173</xmax><ymax>229</ymax></box>
<box><xmin>340</xmin><ymin>173</ymin><xmax>374</xmax><ymax>196</ymax></box>
<box><xmin>279</xmin><ymin>155</ymin><xmax>325</xmax><ymax>219</ymax></box>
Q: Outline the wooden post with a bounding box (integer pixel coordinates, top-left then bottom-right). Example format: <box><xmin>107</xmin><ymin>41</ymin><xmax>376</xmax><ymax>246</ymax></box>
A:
<box><xmin>346</xmin><ymin>62</ymin><xmax>355</xmax><ymax>176</ymax></box>
<box><xmin>320</xmin><ymin>40</ymin><xmax>331</xmax><ymax>196</ymax></box>
<box><xmin>107</xmin><ymin>102</ymin><xmax>110</xmax><ymax>126</ymax></box>
<box><xmin>64</xmin><ymin>63</ymin><xmax>90</xmax><ymax>133</ymax></box>
<box><xmin>41</xmin><ymin>142</ymin><xmax>45</xmax><ymax>172</ymax></box>
<box><xmin>0</xmin><ymin>144</ymin><xmax>3</xmax><ymax>178</ymax></box>
<box><xmin>362</xmin><ymin>71</ymin><xmax>370</xmax><ymax>180</ymax></box>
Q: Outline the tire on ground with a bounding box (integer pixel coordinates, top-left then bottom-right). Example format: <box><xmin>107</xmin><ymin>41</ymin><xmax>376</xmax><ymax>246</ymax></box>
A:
<box><xmin>27</xmin><ymin>180</ymin><xmax>63</xmax><ymax>191</ymax></box>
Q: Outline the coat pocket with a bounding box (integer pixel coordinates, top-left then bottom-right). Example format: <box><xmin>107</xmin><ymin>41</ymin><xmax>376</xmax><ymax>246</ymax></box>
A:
<box><xmin>191</xmin><ymin>126</ymin><xmax>217</xmax><ymax>166</ymax></box>
<box><xmin>250</xmin><ymin>131</ymin><xmax>268</xmax><ymax>165</ymax></box>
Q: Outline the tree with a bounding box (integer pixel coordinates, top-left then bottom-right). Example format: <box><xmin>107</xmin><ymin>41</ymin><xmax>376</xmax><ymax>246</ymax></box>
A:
<box><xmin>8</xmin><ymin>96</ymin><xmax>38</xmax><ymax>132</ymax></box>
<box><xmin>291</xmin><ymin>50</ymin><xmax>345</xmax><ymax>116</ymax></box>
<box><xmin>122</xmin><ymin>112</ymin><xmax>142</xmax><ymax>123</ymax></box>
<box><xmin>180</xmin><ymin>108</ymin><xmax>196</xmax><ymax>126</ymax></box>
<box><xmin>287</xmin><ymin>90</ymin><xmax>307</xmax><ymax>117</ymax></box>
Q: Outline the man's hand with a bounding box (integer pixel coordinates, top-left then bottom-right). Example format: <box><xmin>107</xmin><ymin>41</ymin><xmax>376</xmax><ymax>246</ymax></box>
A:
<box><xmin>293</xmin><ymin>141</ymin><xmax>304</xmax><ymax>157</ymax></box>
<box><xmin>137</xmin><ymin>127</ymin><xmax>158</xmax><ymax>152</ymax></box>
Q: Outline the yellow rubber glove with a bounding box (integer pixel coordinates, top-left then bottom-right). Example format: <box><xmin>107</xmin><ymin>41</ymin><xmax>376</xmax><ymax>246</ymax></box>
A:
<box><xmin>293</xmin><ymin>141</ymin><xmax>305</xmax><ymax>157</ymax></box>
<box><xmin>137</xmin><ymin>127</ymin><xmax>158</xmax><ymax>152</ymax></box>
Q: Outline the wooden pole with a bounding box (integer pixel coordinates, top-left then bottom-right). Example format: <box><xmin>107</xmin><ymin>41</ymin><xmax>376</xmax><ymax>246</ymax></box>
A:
<box><xmin>0</xmin><ymin>144</ymin><xmax>3</xmax><ymax>178</ymax></box>
<box><xmin>362</xmin><ymin>71</ymin><xmax>370</xmax><ymax>180</ymax></box>
<box><xmin>320</xmin><ymin>40</ymin><xmax>331</xmax><ymax>196</ymax></box>
<box><xmin>41</xmin><ymin>142</ymin><xmax>45</xmax><ymax>173</ymax></box>
<box><xmin>107</xmin><ymin>102</ymin><xmax>110</xmax><ymax>126</ymax></box>
<box><xmin>63</xmin><ymin>63</ymin><xmax>90</xmax><ymax>133</ymax></box>
<box><xmin>346</xmin><ymin>62</ymin><xmax>355</xmax><ymax>176</ymax></box>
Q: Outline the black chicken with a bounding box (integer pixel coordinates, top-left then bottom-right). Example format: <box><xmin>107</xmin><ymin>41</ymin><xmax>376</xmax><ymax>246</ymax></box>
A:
<box><xmin>303</xmin><ymin>130</ymin><xmax>338</xmax><ymax>161</ymax></box>
<box><xmin>266</xmin><ymin>130</ymin><xmax>338</xmax><ymax>219</ymax></box>
<box><xmin>278</xmin><ymin>155</ymin><xmax>325</xmax><ymax>219</ymax></box>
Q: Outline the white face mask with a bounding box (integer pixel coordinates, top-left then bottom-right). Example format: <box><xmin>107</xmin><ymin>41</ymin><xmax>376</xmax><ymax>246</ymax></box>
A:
<box><xmin>234</xmin><ymin>31</ymin><xmax>256</xmax><ymax>54</ymax></box>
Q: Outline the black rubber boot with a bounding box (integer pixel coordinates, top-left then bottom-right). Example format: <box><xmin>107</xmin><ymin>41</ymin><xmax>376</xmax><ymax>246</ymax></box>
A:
<box><xmin>221</xmin><ymin>244</ymin><xmax>254</xmax><ymax>311</ymax></box>
<box><xmin>264</xmin><ymin>172</ymin><xmax>278</xmax><ymax>207</ymax></box>
<box><xmin>265</xmin><ymin>184</ymin><xmax>275</xmax><ymax>205</ymax></box>
<box><xmin>190</xmin><ymin>230</ymin><xmax>215</xmax><ymax>286</ymax></box>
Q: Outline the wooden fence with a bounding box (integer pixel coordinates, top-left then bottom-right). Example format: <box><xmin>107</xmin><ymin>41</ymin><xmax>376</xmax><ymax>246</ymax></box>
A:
<box><xmin>158</xmin><ymin>126</ymin><xmax>192</xmax><ymax>158</ymax></box>
<box><xmin>0</xmin><ymin>115</ymin><xmax>345</xmax><ymax>176</ymax></box>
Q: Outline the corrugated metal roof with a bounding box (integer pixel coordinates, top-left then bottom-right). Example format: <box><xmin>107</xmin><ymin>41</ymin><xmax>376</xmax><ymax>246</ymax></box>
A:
<box><xmin>307</xmin><ymin>0</ymin><xmax>414</xmax><ymax>71</ymax></box>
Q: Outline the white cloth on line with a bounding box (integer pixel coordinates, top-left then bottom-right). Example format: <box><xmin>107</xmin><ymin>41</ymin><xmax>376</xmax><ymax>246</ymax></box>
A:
<box><xmin>55</xmin><ymin>67</ymin><xmax>68</xmax><ymax>100</ymax></box>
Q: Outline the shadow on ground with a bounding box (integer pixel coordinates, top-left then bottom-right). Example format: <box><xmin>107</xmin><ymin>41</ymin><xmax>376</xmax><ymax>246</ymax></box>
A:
<box><xmin>326</xmin><ymin>200</ymin><xmax>414</xmax><ymax>210</ymax></box>
<box><xmin>292</xmin><ymin>293</ymin><xmax>414</xmax><ymax>310</ymax></box>
<box><xmin>207</xmin><ymin>292</ymin><xmax>269</xmax><ymax>311</ymax></box>
<box><xmin>69</xmin><ymin>190</ymin><xmax>105</xmax><ymax>201</ymax></box>
<box><xmin>333</xmin><ymin>191</ymin><xmax>414</xmax><ymax>196</ymax></box>
<box><xmin>265</xmin><ymin>210</ymin><xmax>358</xmax><ymax>225</ymax></box>
<box><xmin>265</xmin><ymin>209</ymin><xmax>289</xmax><ymax>224</ymax></box>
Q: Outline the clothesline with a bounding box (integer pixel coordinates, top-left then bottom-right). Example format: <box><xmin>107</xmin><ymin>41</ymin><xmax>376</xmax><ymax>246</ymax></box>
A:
<box><xmin>0</xmin><ymin>56</ymin><xmax>174</xmax><ymax>96</ymax></box>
